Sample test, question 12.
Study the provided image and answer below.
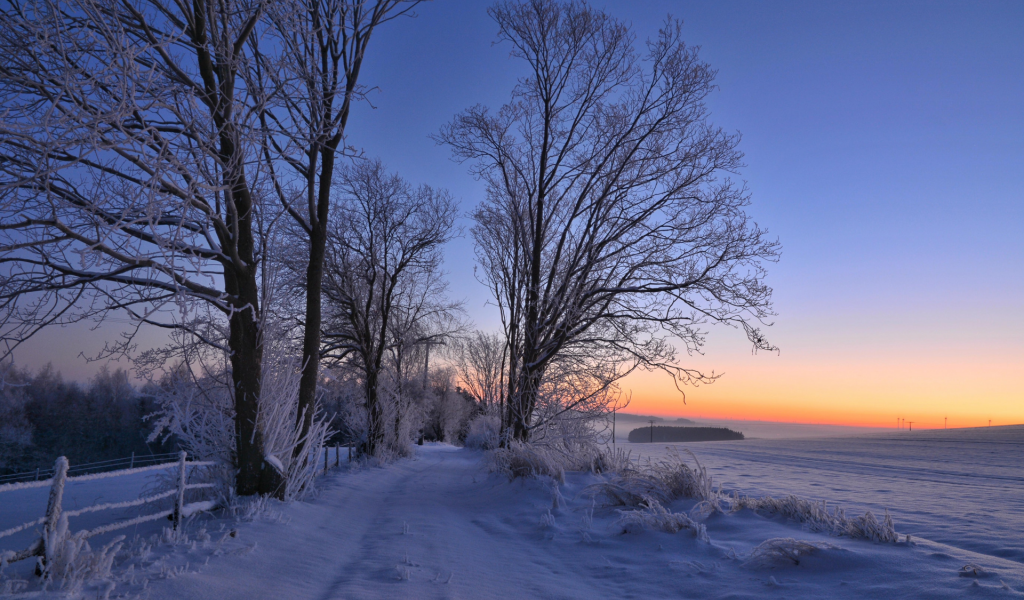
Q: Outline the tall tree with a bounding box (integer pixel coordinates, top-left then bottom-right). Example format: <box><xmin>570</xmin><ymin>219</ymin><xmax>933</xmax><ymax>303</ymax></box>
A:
<box><xmin>319</xmin><ymin>160</ymin><xmax>458</xmax><ymax>456</ymax></box>
<box><xmin>438</xmin><ymin>0</ymin><xmax>780</xmax><ymax>443</ymax></box>
<box><xmin>254</xmin><ymin>0</ymin><xmax>420</xmax><ymax>458</ymax></box>
<box><xmin>0</xmin><ymin>0</ymin><xmax>273</xmax><ymax>494</ymax></box>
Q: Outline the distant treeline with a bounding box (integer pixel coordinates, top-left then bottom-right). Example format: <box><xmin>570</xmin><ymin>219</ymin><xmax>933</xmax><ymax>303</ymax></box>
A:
<box><xmin>628</xmin><ymin>426</ymin><xmax>744</xmax><ymax>443</ymax></box>
<box><xmin>615</xmin><ymin>413</ymin><xmax>695</xmax><ymax>425</ymax></box>
<box><xmin>0</xmin><ymin>364</ymin><xmax>177</xmax><ymax>475</ymax></box>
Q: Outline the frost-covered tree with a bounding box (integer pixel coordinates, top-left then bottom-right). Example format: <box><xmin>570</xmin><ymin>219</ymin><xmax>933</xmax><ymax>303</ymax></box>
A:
<box><xmin>0</xmin><ymin>0</ymin><xmax>419</xmax><ymax>494</ymax></box>
<box><xmin>319</xmin><ymin>160</ymin><xmax>460</xmax><ymax>457</ymax></box>
<box><xmin>252</xmin><ymin>0</ymin><xmax>421</xmax><ymax>458</ymax></box>
<box><xmin>0</xmin><ymin>0</ymin><xmax>275</xmax><ymax>494</ymax></box>
<box><xmin>437</xmin><ymin>0</ymin><xmax>780</xmax><ymax>443</ymax></box>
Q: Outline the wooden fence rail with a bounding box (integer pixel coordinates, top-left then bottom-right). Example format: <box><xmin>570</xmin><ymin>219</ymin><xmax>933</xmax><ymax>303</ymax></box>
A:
<box><xmin>0</xmin><ymin>452</ymin><xmax>215</xmax><ymax>570</ymax></box>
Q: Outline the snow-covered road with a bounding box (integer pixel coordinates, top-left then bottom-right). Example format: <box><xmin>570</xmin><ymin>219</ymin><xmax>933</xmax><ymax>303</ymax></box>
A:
<box><xmin>154</xmin><ymin>445</ymin><xmax>637</xmax><ymax>599</ymax></box>
<box><xmin>140</xmin><ymin>443</ymin><xmax>1023</xmax><ymax>600</ymax></box>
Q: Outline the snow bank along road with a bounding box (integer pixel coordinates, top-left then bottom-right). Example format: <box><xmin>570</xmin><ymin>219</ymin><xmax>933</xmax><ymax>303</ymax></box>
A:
<box><xmin>139</xmin><ymin>444</ymin><xmax>1022</xmax><ymax>600</ymax></box>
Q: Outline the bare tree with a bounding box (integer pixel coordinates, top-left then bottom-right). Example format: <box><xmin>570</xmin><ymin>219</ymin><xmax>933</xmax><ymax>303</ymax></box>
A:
<box><xmin>319</xmin><ymin>160</ymin><xmax>459</xmax><ymax>457</ymax></box>
<box><xmin>0</xmin><ymin>0</ymin><xmax>286</xmax><ymax>494</ymax></box>
<box><xmin>253</xmin><ymin>0</ymin><xmax>421</xmax><ymax>458</ymax></box>
<box><xmin>437</xmin><ymin>0</ymin><xmax>780</xmax><ymax>443</ymax></box>
<box><xmin>453</xmin><ymin>331</ymin><xmax>507</xmax><ymax>409</ymax></box>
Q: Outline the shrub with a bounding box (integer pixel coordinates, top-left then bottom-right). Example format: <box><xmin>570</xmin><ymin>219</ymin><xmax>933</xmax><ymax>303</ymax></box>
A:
<box><xmin>464</xmin><ymin>414</ymin><xmax>500</xmax><ymax>450</ymax></box>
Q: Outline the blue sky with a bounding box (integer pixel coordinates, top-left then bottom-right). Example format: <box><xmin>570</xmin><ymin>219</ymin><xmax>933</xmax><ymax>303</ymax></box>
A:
<box><xmin>17</xmin><ymin>1</ymin><xmax>1023</xmax><ymax>425</ymax></box>
<box><xmin>338</xmin><ymin>0</ymin><xmax>1023</xmax><ymax>324</ymax></box>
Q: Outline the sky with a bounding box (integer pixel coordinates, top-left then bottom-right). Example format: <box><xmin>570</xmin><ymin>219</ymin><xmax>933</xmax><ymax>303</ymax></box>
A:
<box><xmin>15</xmin><ymin>0</ymin><xmax>1023</xmax><ymax>429</ymax></box>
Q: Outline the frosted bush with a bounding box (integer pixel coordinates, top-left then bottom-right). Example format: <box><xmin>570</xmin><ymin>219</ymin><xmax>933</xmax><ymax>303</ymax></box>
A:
<box><xmin>464</xmin><ymin>413</ymin><xmax>500</xmax><ymax>449</ymax></box>
<box><xmin>491</xmin><ymin>440</ymin><xmax>567</xmax><ymax>483</ymax></box>
<box><xmin>255</xmin><ymin>353</ymin><xmax>332</xmax><ymax>500</ymax></box>
<box><xmin>491</xmin><ymin>422</ymin><xmax>635</xmax><ymax>481</ymax></box>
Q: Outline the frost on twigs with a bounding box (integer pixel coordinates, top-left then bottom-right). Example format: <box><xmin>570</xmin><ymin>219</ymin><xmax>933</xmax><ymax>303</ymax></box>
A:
<box><xmin>743</xmin><ymin>538</ymin><xmax>838</xmax><ymax>569</ymax></box>
<box><xmin>42</xmin><ymin>532</ymin><xmax>125</xmax><ymax>590</ymax></box>
<box><xmin>147</xmin><ymin>341</ymin><xmax>334</xmax><ymax>502</ymax></box>
<box><xmin>617</xmin><ymin>497</ymin><xmax>711</xmax><ymax>543</ymax></box>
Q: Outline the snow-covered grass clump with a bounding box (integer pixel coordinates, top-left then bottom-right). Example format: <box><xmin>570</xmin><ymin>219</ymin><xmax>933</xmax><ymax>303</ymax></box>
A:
<box><xmin>743</xmin><ymin>537</ymin><xmax>839</xmax><ymax>568</ymax></box>
<box><xmin>583</xmin><ymin>448</ymin><xmax>721</xmax><ymax>508</ymax></box>
<box><xmin>617</xmin><ymin>497</ymin><xmax>710</xmax><ymax>542</ymax></box>
<box><xmin>504</xmin><ymin>443</ymin><xmax>900</xmax><ymax>545</ymax></box>
<box><xmin>732</xmin><ymin>493</ymin><xmax>900</xmax><ymax>542</ymax></box>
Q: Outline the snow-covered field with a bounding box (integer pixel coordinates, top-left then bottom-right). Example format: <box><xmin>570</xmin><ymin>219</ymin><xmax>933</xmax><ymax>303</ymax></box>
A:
<box><xmin>620</xmin><ymin>425</ymin><xmax>1024</xmax><ymax>564</ymax></box>
<box><xmin>2</xmin><ymin>430</ymin><xmax>1022</xmax><ymax>599</ymax></box>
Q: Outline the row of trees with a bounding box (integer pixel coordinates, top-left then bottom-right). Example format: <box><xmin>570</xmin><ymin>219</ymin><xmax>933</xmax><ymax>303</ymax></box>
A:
<box><xmin>0</xmin><ymin>0</ymin><xmax>778</xmax><ymax>496</ymax></box>
<box><xmin>0</xmin><ymin>365</ymin><xmax>174</xmax><ymax>474</ymax></box>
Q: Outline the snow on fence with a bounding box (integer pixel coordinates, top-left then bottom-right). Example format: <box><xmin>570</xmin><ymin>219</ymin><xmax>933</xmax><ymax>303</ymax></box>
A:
<box><xmin>0</xmin><ymin>452</ymin><xmax>215</xmax><ymax>570</ymax></box>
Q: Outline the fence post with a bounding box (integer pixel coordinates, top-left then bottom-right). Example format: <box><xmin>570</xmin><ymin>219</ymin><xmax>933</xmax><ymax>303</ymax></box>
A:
<box><xmin>38</xmin><ymin>456</ymin><xmax>69</xmax><ymax>573</ymax></box>
<box><xmin>335</xmin><ymin>445</ymin><xmax>339</xmax><ymax>467</ymax></box>
<box><xmin>324</xmin><ymin>446</ymin><xmax>328</xmax><ymax>474</ymax></box>
<box><xmin>173</xmin><ymin>451</ymin><xmax>186</xmax><ymax>530</ymax></box>
<box><xmin>130</xmin><ymin>452</ymin><xmax>135</xmax><ymax>469</ymax></box>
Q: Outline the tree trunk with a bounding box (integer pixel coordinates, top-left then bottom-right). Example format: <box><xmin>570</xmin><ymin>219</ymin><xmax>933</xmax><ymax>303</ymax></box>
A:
<box><xmin>222</xmin><ymin>164</ymin><xmax>277</xmax><ymax>496</ymax></box>
<box><xmin>226</xmin><ymin>272</ymin><xmax>266</xmax><ymax>496</ymax></box>
<box><xmin>364</xmin><ymin>368</ymin><xmax>384</xmax><ymax>456</ymax></box>
<box><xmin>294</xmin><ymin>144</ymin><xmax>338</xmax><ymax>457</ymax></box>
<box><xmin>508</xmin><ymin>368</ymin><xmax>540</xmax><ymax>443</ymax></box>
<box><xmin>295</xmin><ymin>220</ymin><xmax>325</xmax><ymax>448</ymax></box>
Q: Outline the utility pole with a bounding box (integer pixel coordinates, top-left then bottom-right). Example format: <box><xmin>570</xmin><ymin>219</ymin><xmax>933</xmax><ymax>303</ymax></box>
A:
<box><xmin>421</xmin><ymin>339</ymin><xmax>445</xmax><ymax>396</ymax></box>
<box><xmin>612</xmin><ymin>408</ymin><xmax>617</xmax><ymax>449</ymax></box>
<box><xmin>945</xmin><ymin>416</ymin><xmax>947</xmax><ymax>429</ymax></box>
<box><xmin>907</xmin><ymin>421</ymin><xmax>913</xmax><ymax>431</ymax></box>
<box><xmin>649</xmin><ymin>419</ymin><xmax>655</xmax><ymax>443</ymax></box>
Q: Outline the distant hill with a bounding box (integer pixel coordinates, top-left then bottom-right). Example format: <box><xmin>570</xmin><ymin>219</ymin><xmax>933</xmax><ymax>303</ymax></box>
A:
<box><xmin>615</xmin><ymin>413</ymin><xmax>696</xmax><ymax>426</ymax></box>
<box><xmin>628</xmin><ymin>426</ymin><xmax>743</xmax><ymax>443</ymax></box>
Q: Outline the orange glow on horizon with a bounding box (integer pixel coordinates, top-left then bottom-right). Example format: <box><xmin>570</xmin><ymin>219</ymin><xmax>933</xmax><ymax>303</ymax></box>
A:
<box><xmin>617</xmin><ymin>347</ymin><xmax>1023</xmax><ymax>430</ymax></box>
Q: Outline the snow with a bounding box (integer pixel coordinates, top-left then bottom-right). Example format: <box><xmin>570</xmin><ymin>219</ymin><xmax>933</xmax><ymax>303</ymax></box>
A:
<box><xmin>618</xmin><ymin>425</ymin><xmax>1024</xmax><ymax>563</ymax></box>
<box><xmin>2</xmin><ymin>433</ymin><xmax>1022</xmax><ymax>598</ymax></box>
<box><xmin>0</xmin><ymin>466</ymin><xmax>181</xmax><ymax>556</ymax></box>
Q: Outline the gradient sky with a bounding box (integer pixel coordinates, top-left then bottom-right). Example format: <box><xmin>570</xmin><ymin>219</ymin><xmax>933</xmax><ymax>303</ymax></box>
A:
<box><xmin>15</xmin><ymin>1</ymin><xmax>1023</xmax><ymax>428</ymax></box>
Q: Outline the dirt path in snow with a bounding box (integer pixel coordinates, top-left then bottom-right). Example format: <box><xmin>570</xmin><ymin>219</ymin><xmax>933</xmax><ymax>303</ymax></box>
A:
<box><xmin>151</xmin><ymin>445</ymin><xmax>617</xmax><ymax>600</ymax></box>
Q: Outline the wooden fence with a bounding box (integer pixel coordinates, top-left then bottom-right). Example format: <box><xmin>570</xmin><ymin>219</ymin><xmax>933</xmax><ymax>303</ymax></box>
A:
<box><xmin>0</xmin><ymin>452</ymin><xmax>215</xmax><ymax>569</ymax></box>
